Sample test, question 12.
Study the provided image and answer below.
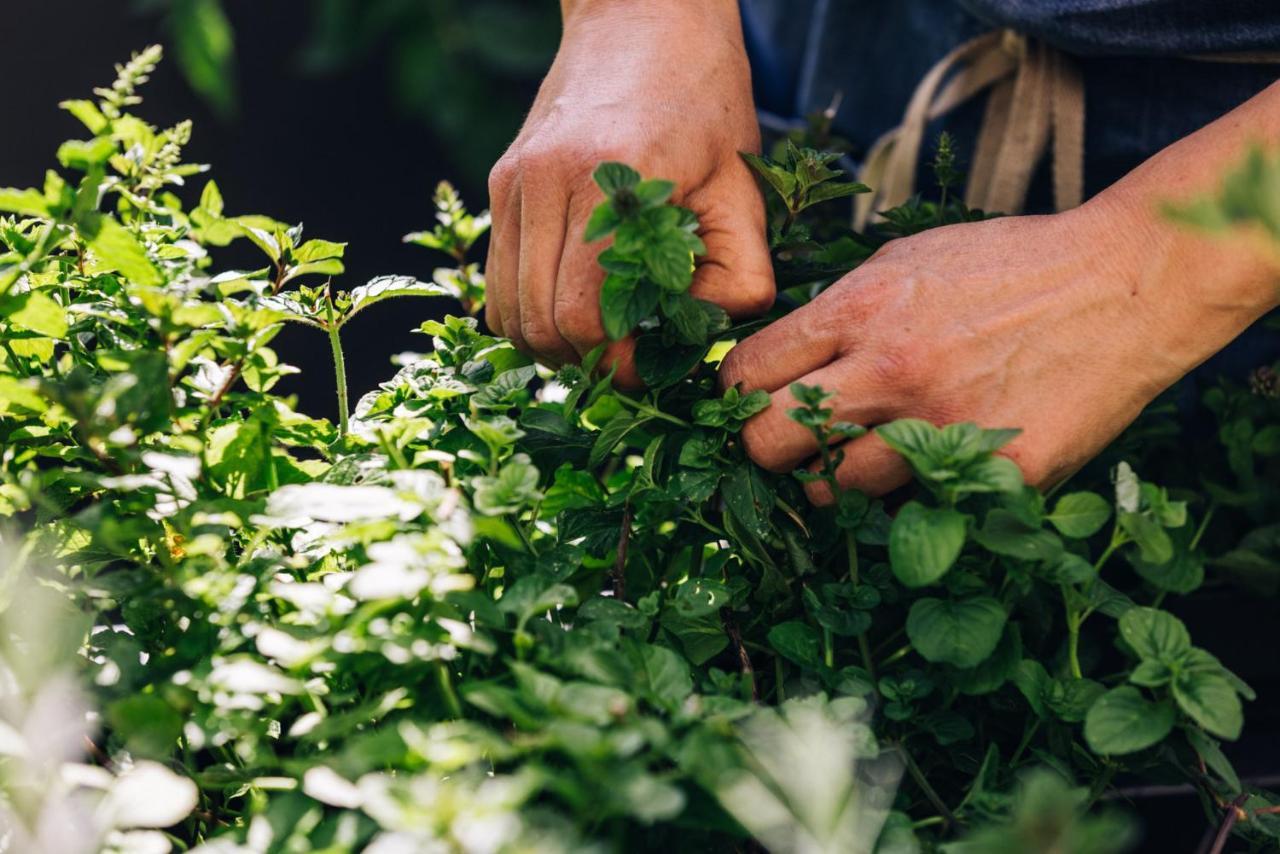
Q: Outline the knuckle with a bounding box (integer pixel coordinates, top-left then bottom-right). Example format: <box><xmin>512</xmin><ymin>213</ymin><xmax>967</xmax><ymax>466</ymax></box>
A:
<box><xmin>553</xmin><ymin>299</ymin><xmax>601</xmax><ymax>348</ymax></box>
<box><xmin>484</xmin><ymin>303</ymin><xmax>504</xmax><ymax>337</ymax></box>
<box><xmin>488</xmin><ymin>154</ymin><xmax>518</xmax><ymax>197</ymax></box>
<box><xmin>869</xmin><ymin>343</ymin><xmax>929</xmax><ymax>395</ymax></box>
<box><xmin>740</xmin><ymin>282</ymin><xmax>776</xmax><ymax>315</ymax></box>
<box><xmin>717</xmin><ymin>345</ymin><xmax>751</xmax><ymax>390</ymax></box>
<box><xmin>740</xmin><ymin>419</ymin><xmax>788</xmax><ymax>473</ymax></box>
<box><xmin>519</xmin><ymin>314</ymin><xmax>561</xmax><ymax>355</ymax></box>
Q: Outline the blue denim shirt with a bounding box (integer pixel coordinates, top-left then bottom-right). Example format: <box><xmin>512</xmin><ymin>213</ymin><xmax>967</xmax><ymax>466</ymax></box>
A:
<box><xmin>742</xmin><ymin>0</ymin><xmax>1280</xmax><ymax>198</ymax></box>
<box><xmin>740</xmin><ymin>0</ymin><xmax>1279</xmax><ymax>400</ymax></box>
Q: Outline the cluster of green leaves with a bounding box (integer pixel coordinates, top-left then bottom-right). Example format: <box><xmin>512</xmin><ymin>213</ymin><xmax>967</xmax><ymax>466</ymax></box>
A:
<box><xmin>3</xmin><ymin>51</ymin><xmax>1280</xmax><ymax>854</ymax></box>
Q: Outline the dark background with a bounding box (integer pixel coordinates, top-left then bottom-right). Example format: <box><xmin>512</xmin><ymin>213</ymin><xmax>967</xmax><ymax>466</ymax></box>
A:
<box><xmin>0</xmin><ymin>0</ymin><xmax>557</xmax><ymax>421</ymax></box>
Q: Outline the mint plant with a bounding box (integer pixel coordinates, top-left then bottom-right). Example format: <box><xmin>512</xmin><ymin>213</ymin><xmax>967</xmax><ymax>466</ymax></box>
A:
<box><xmin>2</xmin><ymin>48</ymin><xmax>1279</xmax><ymax>853</ymax></box>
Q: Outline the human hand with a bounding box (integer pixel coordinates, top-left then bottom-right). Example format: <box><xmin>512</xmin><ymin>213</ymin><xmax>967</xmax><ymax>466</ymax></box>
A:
<box><xmin>486</xmin><ymin>0</ymin><xmax>774</xmax><ymax>386</ymax></box>
<box><xmin>720</xmin><ymin>198</ymin><xmax>1276</xmax><ymax>503</ymax></box>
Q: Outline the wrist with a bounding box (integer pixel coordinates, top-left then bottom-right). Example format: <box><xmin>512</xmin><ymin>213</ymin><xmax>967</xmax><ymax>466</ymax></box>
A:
<box><xmin>562</xmin><ymin>0</ymin><xmax>744</xmax><ymax>42</ymax></box>
<box><xmin>1076</xmin><ymin>181</ymin><xmax>1280</xmax><ymax>381</ymax></box>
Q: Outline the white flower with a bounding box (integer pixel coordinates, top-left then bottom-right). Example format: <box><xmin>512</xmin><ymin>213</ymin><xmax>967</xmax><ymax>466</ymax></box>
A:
<box><xmin>258</xmin><ymin>483</ymin><xmax>422</xmax><ymax>527</ymax></box>
<box><xmin>254</xmin><ymin>628</ymin><xmax>321</xmax><ymax>668</ymax></box>
<box><xmin>302</xmin><ymin>767</ymin><xmax>363</xmax><ymax>809</ymax></box>
<box><xmin>104</xmin><ymin>828</ymin><xmax>174</xmax><ymax>854</ymax></box>
<box><xmin>100</xmin><ymin>762</ymin><xmax>198</xmax><ymax>829</ymax></box>
<box><xmin>209</xmin><ymin>659</ymin><xmax>303</xmax><ymax>696</ymax></box>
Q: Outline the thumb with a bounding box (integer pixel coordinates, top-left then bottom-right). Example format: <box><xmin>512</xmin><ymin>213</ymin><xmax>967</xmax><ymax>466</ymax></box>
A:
<box><xmin>688</xmin><ymin>184</ymin><xmax>776</xmax><ymax>319</ymax></box>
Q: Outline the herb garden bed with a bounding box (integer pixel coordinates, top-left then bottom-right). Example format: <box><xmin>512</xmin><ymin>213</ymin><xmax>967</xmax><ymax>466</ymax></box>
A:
<box><xmin>1</xmin><ymin>48</ymin><xmax>1279</xmax><ymax>853</ymax></box>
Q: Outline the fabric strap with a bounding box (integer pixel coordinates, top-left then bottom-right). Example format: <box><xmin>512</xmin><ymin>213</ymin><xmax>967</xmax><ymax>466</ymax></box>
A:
<box><xmin>854</xmin><ymin>30</ymin><xmax>1280</xmax><ymax>230</ymax></box>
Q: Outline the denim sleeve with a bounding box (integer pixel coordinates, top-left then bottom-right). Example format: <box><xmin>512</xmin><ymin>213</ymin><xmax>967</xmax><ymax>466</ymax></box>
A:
<box><xmin>958</xmin><ymin>0</ymin><xmax>1280</xmax><ymax>55</ymax></box>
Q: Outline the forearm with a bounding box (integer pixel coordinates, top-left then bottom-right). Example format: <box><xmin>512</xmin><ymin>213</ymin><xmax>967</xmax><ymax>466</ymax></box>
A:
<box><xmin>1085</xmin><ymin>80</ymin><xmax>1280</xmax><ymax>374</ymax></box>
<box><xmin>560</xmin><ymin>0</ymin><xmax>741</xmax><ymax>27</ymax></box>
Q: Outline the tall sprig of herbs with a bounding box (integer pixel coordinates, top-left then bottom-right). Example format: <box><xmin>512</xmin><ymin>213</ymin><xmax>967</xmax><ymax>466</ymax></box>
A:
<box><xmin>1</xmin><ymin>49</ymin><xmax>1279</xmax><ymax>853</ymax></box>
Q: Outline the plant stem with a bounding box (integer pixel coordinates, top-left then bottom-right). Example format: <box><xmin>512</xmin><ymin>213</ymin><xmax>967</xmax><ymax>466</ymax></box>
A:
<box><xmin>613</xmin><ymin>504</ymin><xmax>632</xmax><ymax>601</ymax></box>
<box><xmin>324</xmin><ymin>297</ymin><xmax>349</xmax><ymax>437</ymax></box>
<box><xmin>723</xmin><ymin>611</ymin><xmax>758</xmax><ymax>702</ymax></box>
<box><xmin>614</xmin><ymin>394</ymin><xmax>690</xmax><ymax>428</ymax></box>
<box><xmin>436</xmin><ymin>662</ymin><xmax>463</xmax><ymax>719</ymax></box>
<box><xmin>1009</xmin><ymin>718</ymin><xmax>1042</xmax><ymax>767</ymax></box>
<box><xmin>1093</xmin><ymin>529</ymin><xmax>1125</xmax><ymax>575</ymax></box>
<box><xmin>1190</xmin><ymin>504</ymin><xmax>1217</xmax><ymax>551</ymax></box>
<box><xmin>511</xmin><ymin>516</ymin><xmax>538</xmax><ymax>557</ymax></box>
<box><xmin>1207</xmin><ymin>794</ymin><xmax>1250</xmax><ymax>854</ymax></box>
<box><xmin>846</xmin><ymin>530</ymin><xmax>859</xmax><ymax>585</ymax></box>
<box><xmin>1067</xmin><ymin>615</ymin><xmax>1084</xmax><ymax>680</ymax></box>
<box><xmin>823</xmin><ymin>627</ymin><xmax>834</xmax><ymax>669</ymax></box>
<box><xmin>880</xmin><ymin>644</ymin><xmax>912</xmax><ymax>669</ymax></box>
<box><xmin>897</xmin><ymin>743</ymin><xmax>957</xmax><ymax>830</ymax></box>
<box><xmin>859</xmin><ymin>633</ymin><xmax>877</xmax><ymax>681</ymax></box>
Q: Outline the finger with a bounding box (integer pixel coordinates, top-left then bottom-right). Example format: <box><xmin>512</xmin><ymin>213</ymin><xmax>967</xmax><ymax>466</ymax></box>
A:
<box><xmin>738</xmin><ymin>359</ymin><xmax>894</xmax><ymax>473</ymax></box>
<box><xmin>688</xmin><ymin>182</ymin><xmax>775</xmax><ymax>320</ymax></box>
<box><xmin>600</xmin><ymin>338</ymin><xmax>643</xmax><ymax>390</ymax></box>
<box><xmin>490</xmin><ymin>175</ymin><xmax>526</xmax><ymax>353</ymax></box>
<box><xmin>553</xmin><ymin>199</ymin><xmax>644</xmax><ymax>387</ymax></box>
<box><xmin>483</xmin><ymin>236</ymin><xmax>505</xmax><ymax>337</ymax></box>
<box><xmin>518</xmin><ymin>174</ymin><xmax>578</xmax><ymax>366</ymax></box>
<box><xmin>804</xmin><ymin>433</ymin><xmax>912</xmax><ymax>505</ymax></box>
<box><xmin>718</xmin><ymin>291</ymin><xmax>846</xmax><ymax>393</ymax></box>
<box><xmin>553</xmin><ymin>198</ymin><xmax>610</xmax><ymax>357</ymax></box>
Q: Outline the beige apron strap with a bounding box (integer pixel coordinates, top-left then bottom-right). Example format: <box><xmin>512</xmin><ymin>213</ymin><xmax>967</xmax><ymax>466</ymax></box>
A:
<box><xmin>1050</xmin><ymin>48</ymin><xmax>1086</xmax><ymax>212</ymax></box>
<box><xmin>855</xmin><ymin>30</ymin><xmax>1016</xmax><ymax>229</ymax></box>
<box><xmin>858</xmin><ymin>35</ymin><xmax>1280</xmax><ymax>231</ymax></box>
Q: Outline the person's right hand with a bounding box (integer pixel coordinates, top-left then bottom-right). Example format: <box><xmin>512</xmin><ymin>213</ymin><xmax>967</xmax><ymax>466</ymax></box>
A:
<box><xmin>485</xmin><ymin>0</ymin><xmax>775</xmax><ymax>386</ymax></box>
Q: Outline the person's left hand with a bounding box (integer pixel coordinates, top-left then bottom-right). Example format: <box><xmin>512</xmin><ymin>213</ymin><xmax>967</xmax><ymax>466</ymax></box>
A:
<box><xmin>719</xmin><ymin>200</ymin><xmax>1264</xmax><ymax>504</ymax></box>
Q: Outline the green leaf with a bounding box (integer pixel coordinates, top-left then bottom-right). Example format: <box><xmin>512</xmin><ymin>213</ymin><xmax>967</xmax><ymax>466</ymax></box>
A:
<box><xmin>600</xmin><ymin>274</ymin><xmax>660</xmax><ymax>340</ymax></box>
<box><xmin>1049</xmin><ymin>492</ymin><xmax>1112</xmax><ymax>539</ymax></box>
<box><xmin>0</xmin><ymin>187</ymin><xmax>50</xmax><ymax>217</ymax></box>
<box><xmin>1084</xmin><ymin>686</ymin><xmax>1176</xmax><ymax>755</ymax></box>
<box><xmin>56</xmin><ymin>138</ymin><xmax>117</xmax><ymax>171</ymax></box>
<box><xmin>1186</xmin><ymin>729</ymin><xmax>1242</xmax><ymax>792</ymax></box>
<box><xmin>0</xmin><ymin>291</ymin><xmax>67</xmax><ymax>338</ymax></box>
<box><xmin>171</xmin><ymin>0</ymin><xmax>237</xmax><ymax>117</ymax></box>
<box><xmin>972</xmin><ymin>509</ymin><xmax>1063</xmax><ymax>561</ymax></box>
<box><xmin>594</xmin><ymin>162</ymin><xmax>641</xmax><ymax>197</ymax></box>
<box><xmin>1118</xmin><ymin>607</ymin><xmax>1190</xmax><ymax>663</ymax></box>
<box><xmin>472</xmin><ymin>455</ymin><xmax>542</xmax><ymax>515</ymax></box>
<box><xmin>642</xmin><ymin>233</ymin><xmax>697</xmax><ymax>293</ymax></box>
<box><xmin>740</xmin><ymin>152</ymin><xmax>798</xmax><ymax>201</ymax></box>
<box><xmin>673</xmin><ymin>578</ymin><xmax>731</xmax><ymax>618</ymax></box>
<box><xmin>78</xmin><ymin>212</ymin><xmax>163</xmax><ymax>286</ymax></box>
<box><xmin>1130</xmin><ymin>549</ymin><xmax>1204</xmax><ymax>595</ymax></box>
<box><xmin>634</xmin><ymin>336</ymin><xmax>706</xmax><ymax>388</ymax></box>
<box><xmin>584</xmin><ymin>203</ymin><xmax>621</xmax><ymax>242</ymax></box>
<box><xmin>767</xmin><ymin>621</ymin><xmax>823</xmax><ymax>669</ymax></box>
<box><xmin>634</xmin><ymin>179</ymin><xmax>675</xmax><ymax>208</ymax></box>
<box><xmin>906</xmin><ymin>597</ymin><xmax>1007</xmax><ymax>669</ymax></box>
<box><xmin>107</xmin><ymin>695</ymin><xmax>183</xmax><ymax>759</ymax></box>
<box><xmin>804</xmin><ymin>180</ymin><xmax>871</xmax><ymax>206</ymax></box>
<box><xmin>722</xmin><ymin>463</ymin><xmax>773</xmax><ymax>539</ymax></box>
<box><xmin>1119</xmin><ymin>511</ymin><xmax>1173</xmax><ymax>564</ymax></box>
<box><xmin>636</xmin><ymin>643</ymin><xmax>693</xmax><ymax>709</ymax></box>
<box><xmin>889</xmin><ymin>502</ymin><xmax>967</xmax><ymax>587</ymax></box>
<box><xmin>345</xmin><ymin>275</ymin><xmax>456</xmax><ymax>323</ymax></box>
<box><xmin>1173</xmin><ymin>671</ymin><xmax>1243</xmax><ymax>740</ymax></box>
<box><xmin>589</xmin><ymin>414</ymin><xmax>647</xmax><ymax>468</ymax></box>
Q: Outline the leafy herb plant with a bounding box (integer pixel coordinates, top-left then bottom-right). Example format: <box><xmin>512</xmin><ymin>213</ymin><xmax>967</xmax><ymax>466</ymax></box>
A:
<box><xmin>1</xmin><ymin>48</ymin><xmax>1279</xmax><ymax>853</ymax></box>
